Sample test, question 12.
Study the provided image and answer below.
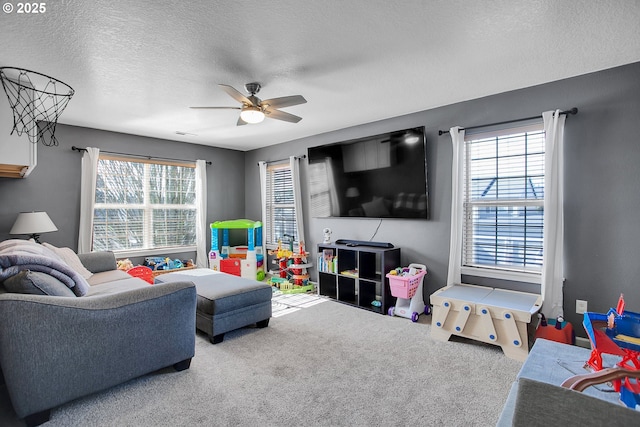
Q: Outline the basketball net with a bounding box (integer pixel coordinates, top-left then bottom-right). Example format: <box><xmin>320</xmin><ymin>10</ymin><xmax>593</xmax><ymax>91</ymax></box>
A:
<box><xmin>0</xmin><ymin>67</ymin><xmax>74</xmax><ymax>146</ymax></box>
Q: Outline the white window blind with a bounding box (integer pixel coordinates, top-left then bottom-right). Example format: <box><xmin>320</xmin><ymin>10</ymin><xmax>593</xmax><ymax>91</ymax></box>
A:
<box><xmin>264</xmin><ymin>162</ymin><xmax>298</xmax><ymax>246</ymax></box>
<box><xmin>462</xmin><ymin>123</ymin><xmax>545</xmax><ymax>278</ymax></box>
<box><xmin>92</xmin><ymin>155</ymin><xmax>197</xmax><ymax>254</ymax></box>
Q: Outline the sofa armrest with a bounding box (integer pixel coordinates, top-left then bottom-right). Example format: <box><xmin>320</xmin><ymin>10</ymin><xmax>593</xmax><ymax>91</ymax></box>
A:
<box><xmin>0</xmin><ymin>281</ymin><xmax>196</xmax><ymax>419</ymax></box>
<box><xmin>78</xmin><ymin>251</ymin><xmax>118</xmax><ymax>273</ymax></box>
<box><xmin>495</xmin><ymin>381</ymin><xmax>519</xmax><ymax>426</ymax></box>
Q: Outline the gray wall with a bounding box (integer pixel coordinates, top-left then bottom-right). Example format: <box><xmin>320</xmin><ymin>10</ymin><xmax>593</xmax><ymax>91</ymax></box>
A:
<box><xmin>1</xmin><ymin>62</ymin><xmax>638</xmax><ymax>338</ymax></box>
<box><xmin>245</xmin><ymin>61</ymin><xmax>640</xmax><ymax>336</ymax></box>
<box><xmin>0</xmin><ymin>124</ymin><xmax>246</xmax><ymax>263</ymax></box>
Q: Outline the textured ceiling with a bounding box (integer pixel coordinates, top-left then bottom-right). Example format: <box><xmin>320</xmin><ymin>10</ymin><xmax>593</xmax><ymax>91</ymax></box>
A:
<box><xmin>1</xmin><ymin>0</ymin><xmax>639</xmax><ymax>151</ymax></box>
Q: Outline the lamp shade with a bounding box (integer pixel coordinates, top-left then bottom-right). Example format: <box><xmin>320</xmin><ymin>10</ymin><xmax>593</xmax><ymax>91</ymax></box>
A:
<box><xmin>10</xmin><ymin>212</ymin><xmax>58</xmax><ymax>236</ymax></box>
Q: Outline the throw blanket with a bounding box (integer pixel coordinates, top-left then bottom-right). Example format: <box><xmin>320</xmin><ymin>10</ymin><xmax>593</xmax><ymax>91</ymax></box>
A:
<box><xmin>0</xmin><ymin>240</ymin><xmax>90</xmax><ymax>296</ymax></box>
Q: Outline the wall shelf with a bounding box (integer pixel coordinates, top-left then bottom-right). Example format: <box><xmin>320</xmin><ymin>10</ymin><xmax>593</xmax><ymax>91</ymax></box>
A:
<box><xmin>0</xmin><ymin>99</ymin><xmax>37</xmax><ymax>178</ymax></box>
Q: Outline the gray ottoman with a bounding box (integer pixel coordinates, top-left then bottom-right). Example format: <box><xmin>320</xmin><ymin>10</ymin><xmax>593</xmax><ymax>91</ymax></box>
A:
<box><xmin>155</xmin><ymin>269</ymin><xmax>272</xmax><ymax>344</ymax></box>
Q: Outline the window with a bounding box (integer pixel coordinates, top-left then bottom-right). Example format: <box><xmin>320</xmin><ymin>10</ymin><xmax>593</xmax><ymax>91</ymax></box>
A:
<box><xmin>462</xmin><ymin>123</ymin><xmax>545</xmax><ymax>281</ymax></box>
<box><xmin>92</xmin><ymin>155</ymin><xmax>198</xmax><ymax>255</ymax></box>
<box><xmin>264</xmin><ymin>162</ymin><xmax>298</xmax><ymax>247</ymax></box>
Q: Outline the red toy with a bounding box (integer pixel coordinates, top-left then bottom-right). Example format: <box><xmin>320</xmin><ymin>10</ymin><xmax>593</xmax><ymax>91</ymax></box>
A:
<box><xmin>220</xmin><ymin>258</ymin><xmax>241</xmax><ymax>276</ymax></box>
<box><xmin>534</xmin><ymin>314</ymin><xmax>575</xmax><ymax>345</ymax></box>
<box><xmin>582</xmin><ymin>294</ymin><xmax>640</xmax><ymax>409</ymax></box>
<box><xmin>126</xmin><ymin>265</ymin><xmax>154</xmax><ymax>284</ymax></box>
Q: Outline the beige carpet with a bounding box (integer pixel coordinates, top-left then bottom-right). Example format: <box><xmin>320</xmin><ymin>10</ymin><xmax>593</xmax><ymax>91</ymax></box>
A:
<box><xmin>0</xmin><ymin>298</ymin><xmax>522</xmax><ymax>426</ymax></box>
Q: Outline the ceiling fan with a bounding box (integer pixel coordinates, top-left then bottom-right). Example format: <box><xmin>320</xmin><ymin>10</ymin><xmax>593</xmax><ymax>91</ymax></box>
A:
<box><xmin>190</xmin><ymin>83</ymin><xmax>306</xmax><ymax>126</ymax></box>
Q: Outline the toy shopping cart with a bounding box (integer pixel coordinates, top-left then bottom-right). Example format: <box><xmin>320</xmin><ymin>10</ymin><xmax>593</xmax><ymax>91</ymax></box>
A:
<box><xmin>386</xmin><ymin>263</ymin><xmax>428</xmax><ymax>322</ymax></box>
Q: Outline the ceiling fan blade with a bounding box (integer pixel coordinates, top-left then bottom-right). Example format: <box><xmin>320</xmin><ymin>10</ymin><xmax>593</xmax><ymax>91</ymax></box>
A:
<box><xmin>189</xmin><ymin>106</ymin><xmax>241</xmax><ymax>110</ymax></box>
<box><xmin>219</xmin><ymin>84</ymin><xmax>253</xmax><ymax>105</ymax></box>
<box><xmin>261</xmin><ymin>95</ymin><xmax>307</xmax><ymax>109</ymax></box>
<box><xmin>236</xmin><ymin>116</ymin><xmax>247</xmax><ymax>126</ymax></box>
<box><xmin>265</xmin><ymin>109</ymin><xmax>303</xmax><ymax>123</ymax></box>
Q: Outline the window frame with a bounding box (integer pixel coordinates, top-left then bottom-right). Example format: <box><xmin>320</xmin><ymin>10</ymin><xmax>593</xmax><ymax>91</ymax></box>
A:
<box><xmin>460</xmin><ymin>122</ymin><xmax>545</xmax><ymax>284</ymax></box>
<box><xmin>264</xmin><ymin>161</ymin><xmax>299</xmax><ymax>251</ymax></box>
<box><xmin>92</xmin><ymin>154</ymin><xmax>198</xmax><ymax>258</ymax></box>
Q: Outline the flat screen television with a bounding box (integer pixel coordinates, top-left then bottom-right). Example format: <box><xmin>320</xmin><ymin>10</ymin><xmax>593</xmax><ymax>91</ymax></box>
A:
<box><xmin>307</xmin><ymin>126</ymin><xmax>428</xmax><ymax>219</ymax></box>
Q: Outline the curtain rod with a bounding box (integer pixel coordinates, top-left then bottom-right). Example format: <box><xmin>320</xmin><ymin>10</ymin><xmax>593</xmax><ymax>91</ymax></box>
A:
<box><xmin>71</xmin><ymin>146</ymin><xmax>212</xmax><ymax>165</ymax></box>
<box><xmin>437</xmin><ymin>107</ymin><xmax>578</xmax><ymax>136</ymax></box>
<box><xmin>257</xmin><ymin>154</ymin><xmax>306</xmax><ymax>166</ymax></box>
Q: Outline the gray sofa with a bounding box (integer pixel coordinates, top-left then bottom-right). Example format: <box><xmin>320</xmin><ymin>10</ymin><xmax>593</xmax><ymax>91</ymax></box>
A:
<box><xmin>497</xmin><ymin>338</ymin><xmax>640</xmax><ymax>425</ymax></box>
<box><xmin>0</xmin><ymin>250</ymin><xmax>197</xmax><ymax>426</ymax></box>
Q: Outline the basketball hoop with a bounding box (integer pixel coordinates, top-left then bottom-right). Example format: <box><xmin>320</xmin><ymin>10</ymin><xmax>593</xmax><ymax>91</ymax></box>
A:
<box><xmin>0</xmin><ymin>67</ymin><xmax>75</xmax><ymax>146</ymax></box>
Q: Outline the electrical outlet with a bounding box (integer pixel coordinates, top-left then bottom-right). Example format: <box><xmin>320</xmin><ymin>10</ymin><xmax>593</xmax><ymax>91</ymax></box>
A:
<box><xmin>576</xmin><ymin>299</ymin><xmax>588</xmax><ymax>314</ymax></box>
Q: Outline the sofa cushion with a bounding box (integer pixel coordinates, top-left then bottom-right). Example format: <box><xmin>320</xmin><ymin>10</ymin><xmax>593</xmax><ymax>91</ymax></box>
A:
<box><xmin>85</xmin><ymin>276</ymin><xmax>151</xmax><ymax>296</ymax></box>
<box><xmin>87</xmin><ymin>269</ymin><xmax>135</xmax><ymax>286</ymax></box>
<box><xmin>77</xmin><ymin>251</ymin><xmax>118</xmax><ymax>273</ymax></box>
<box><xmin>43</xmin><ymin>243</ymin><xmax>93</xmax><ymax>279</ymax></box>
<box><xmin>2</xmin><ymin>270</ymin><xmax>76</xmax><ymax>297</ymax></box>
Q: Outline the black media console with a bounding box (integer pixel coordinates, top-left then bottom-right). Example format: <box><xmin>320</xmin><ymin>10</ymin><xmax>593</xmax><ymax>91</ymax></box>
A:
<box><xmin>334</xmin><ymin>239</ymin><xmax>394</xmax><ymax>248</ymax></box>
<box><xmin>317</xmin><ymin>243</ymin><xmax>400</xmax><ymax>315</ymax></box>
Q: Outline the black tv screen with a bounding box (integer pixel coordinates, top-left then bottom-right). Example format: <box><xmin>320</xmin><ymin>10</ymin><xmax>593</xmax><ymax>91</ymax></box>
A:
<box><xmin>307</xmin><ymin>126</ymin><xmax>428</xmax><ymax>219</ymax></box>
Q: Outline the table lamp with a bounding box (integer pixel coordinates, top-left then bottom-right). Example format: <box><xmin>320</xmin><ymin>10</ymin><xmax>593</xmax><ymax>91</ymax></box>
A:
<box><xmin>9</xmin><ymin>211</ymin><xmax>58</xmax><ymax>243</ymax></box>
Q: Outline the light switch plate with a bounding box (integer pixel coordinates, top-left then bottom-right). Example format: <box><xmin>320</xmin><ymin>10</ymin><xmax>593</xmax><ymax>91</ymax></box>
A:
<box><xmin>576</xmin><ymin>299</ymin><xmax>588</xmax><ymax>314</ymax></box>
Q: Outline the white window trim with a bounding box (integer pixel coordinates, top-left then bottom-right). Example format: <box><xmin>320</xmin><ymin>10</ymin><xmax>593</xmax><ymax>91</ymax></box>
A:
<box><xmin>93</xmin><ymin>155</ymin><xmax>198</xmax><ymax>254</ymax></box>
<box><xmin>461</xmin><ymin>266</ymin><xmax>541</xmax><ymax>284</ymax></box>
<box><xmin>264</xmin><ymin>161</ymin><xmax>299</xmax><ymax>247</ymax></box>
<box><xmin>461</xmin><ymin>121</ymin><xmax>545</xmax><ymax>283</ymax></box>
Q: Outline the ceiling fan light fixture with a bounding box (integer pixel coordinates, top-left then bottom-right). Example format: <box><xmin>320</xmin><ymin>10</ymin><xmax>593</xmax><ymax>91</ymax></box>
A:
<box><xmin>240</xmin><ymin>106</ymin><xmax>265</xmax><ymax>124</ymax></box>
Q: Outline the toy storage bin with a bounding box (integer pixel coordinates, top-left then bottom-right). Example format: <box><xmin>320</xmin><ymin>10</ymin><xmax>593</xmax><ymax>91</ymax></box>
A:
<box><xmin>387</xmin><ymin>269</ymin><xmax>427</xmax><ymax>299</ymax></box>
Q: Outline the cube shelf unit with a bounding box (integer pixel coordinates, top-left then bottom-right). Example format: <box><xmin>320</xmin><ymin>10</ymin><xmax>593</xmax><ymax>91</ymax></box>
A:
<box><xmin>317</xmin><ymin>243</ymin><xmax>401</xmax><ymax>314</ymax></box>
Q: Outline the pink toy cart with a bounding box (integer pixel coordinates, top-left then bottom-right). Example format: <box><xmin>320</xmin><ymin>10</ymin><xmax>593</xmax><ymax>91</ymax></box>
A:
<box><xmin>387</xmin><ymin>263</ymin><xmax>429</xmax><ymax>322</ymax></box>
